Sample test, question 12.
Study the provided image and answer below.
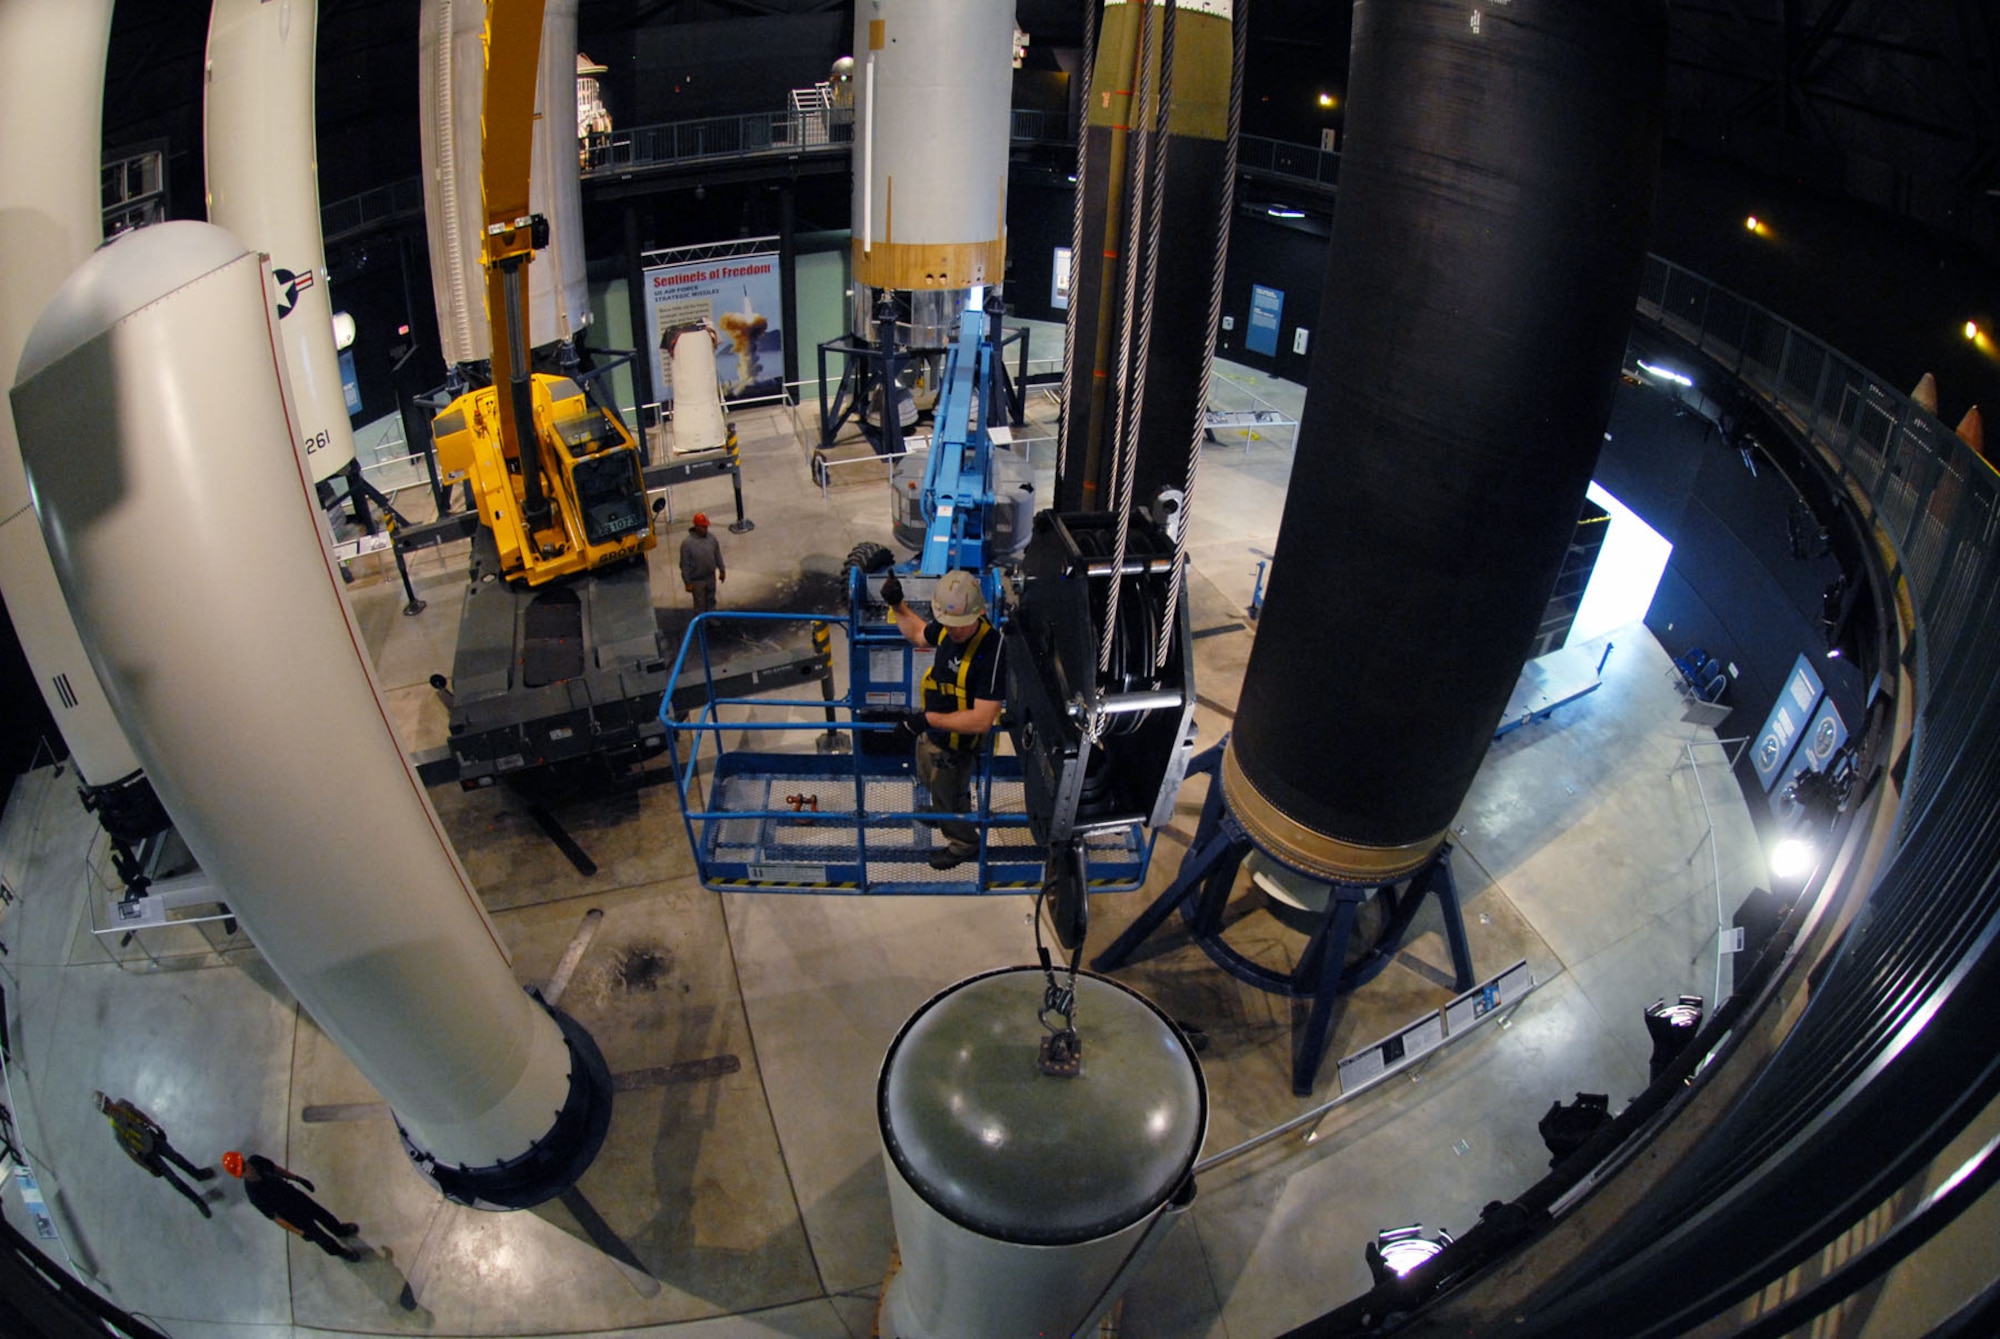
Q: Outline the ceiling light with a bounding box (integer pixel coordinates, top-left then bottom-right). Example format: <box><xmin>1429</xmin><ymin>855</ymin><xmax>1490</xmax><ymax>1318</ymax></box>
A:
<box><xmin>1636</xmin><ymin>359</ymin><xmax>1693</xmax><ymax>387</ymax></box>
<box><xmin>1266</xmin><ymin>207</ymin><xmax>1305</xmax><ymax>219</ymax></box>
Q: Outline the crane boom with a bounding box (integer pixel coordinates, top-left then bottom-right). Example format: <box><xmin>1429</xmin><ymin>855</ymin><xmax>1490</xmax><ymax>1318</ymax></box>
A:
<box><xmin>431</xmin><ymin>0</ymin><xmax>655</xmax><ymax>586</ymax></box>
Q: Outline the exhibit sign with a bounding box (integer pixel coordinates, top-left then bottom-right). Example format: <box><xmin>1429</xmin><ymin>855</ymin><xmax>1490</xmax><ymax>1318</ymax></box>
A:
<box><xmin>1050</xmin><ymin>245</ymin><xmax>1073</xmax><ymax>311</ymax></box>
<box><xmin>1334</xmin><ymin>960</ymin><xmax>1536</xmax><ymax>1096</ymax></box>
<box><xmin>1247</xmin><ymin>283</ymin><xmax>1283</xmax><ymax>357</ymax></box>
<box><xmin>1442</xmin><ymin>959</ymin><xmax>1534</xmax><ymax>1037</ymax></box>
<box><xmin>1336</xmin><ymin>1010</ymin><xmax>1444</xmax><ymax>1093</ymax></box>
<box><xmin>643</xmin><ymin>251</ymin><xmax>785</xmax><ymax>404</ymax></box>
<box><xmin>1771</xmin><ymin>693</ymin><xmax>1849</xmax><ymax>819</ymax></box>
<box><xmin>1752</xmin><ymin>653</ymin><xmax>1825</xmax><ymax>792</ymax></box>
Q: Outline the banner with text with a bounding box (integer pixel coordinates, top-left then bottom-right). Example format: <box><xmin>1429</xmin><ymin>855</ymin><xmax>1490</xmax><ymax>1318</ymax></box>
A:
<box><xmin>643</xmin><ymin>251</ymin><xmax>785</xmax><ymax>404</ymax></box>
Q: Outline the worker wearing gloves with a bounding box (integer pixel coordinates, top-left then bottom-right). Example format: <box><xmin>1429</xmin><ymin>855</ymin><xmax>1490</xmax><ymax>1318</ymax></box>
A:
<box><xmin>679</xmin><ymin>511</ymin><xmax>726</xmax><ymax>612</ymax></box>
<box><xmin>881</xmin><ymin>569</ymin><xmax>1005</xmax><ymax>870</ymax></box>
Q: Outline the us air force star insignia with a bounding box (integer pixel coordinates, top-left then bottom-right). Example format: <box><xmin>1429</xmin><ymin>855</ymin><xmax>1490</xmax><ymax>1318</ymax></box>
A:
<box><xmin>273</xmin><ymin>267</ymin><xmax>315</xmax><ymax>318</ymax></box>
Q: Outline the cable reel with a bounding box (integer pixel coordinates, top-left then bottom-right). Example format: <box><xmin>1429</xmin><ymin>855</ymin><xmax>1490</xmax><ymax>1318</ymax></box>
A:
<box><xmin>1007</xmin><ymin>510</ymin><xmax>1199</xmax><ymax>951</ymax></box>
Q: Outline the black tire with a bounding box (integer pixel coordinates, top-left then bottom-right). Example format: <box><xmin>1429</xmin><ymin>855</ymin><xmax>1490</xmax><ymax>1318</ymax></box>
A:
<box><xmin>842</xmin><ymin>541</ymin><xmax>895</xmax><ymax>574</ymax></box>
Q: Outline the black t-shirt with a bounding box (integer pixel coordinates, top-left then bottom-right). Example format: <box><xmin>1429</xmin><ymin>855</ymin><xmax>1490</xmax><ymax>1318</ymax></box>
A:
<box><xmin>922</xmin><ymin>619</ymin><xmax>1004</xmax><ymax>745</ymax></box>
<box><xmin>244</xmin><ymin>1162</ymin><xmax>321</xmax><ymax>1228</ymax></box>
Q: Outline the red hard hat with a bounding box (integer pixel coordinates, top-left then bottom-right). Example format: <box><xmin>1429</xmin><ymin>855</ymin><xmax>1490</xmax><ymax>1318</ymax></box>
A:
<box><xmin>692</xmin><ymin>512</ymin><xmax>710</xmax><ymax>528</ymax></box>
<box><xmin>222</xmin><ymin>1151</ymin><xmax>245</xmax><ymax>1178</ymax></box>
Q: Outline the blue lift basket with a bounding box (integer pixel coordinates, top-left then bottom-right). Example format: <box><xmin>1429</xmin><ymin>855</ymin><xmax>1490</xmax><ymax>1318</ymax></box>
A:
<box><xmin>657</xmin><ymin>590</ymin><xmax>1157</xmax><ymax>895</ymax></box>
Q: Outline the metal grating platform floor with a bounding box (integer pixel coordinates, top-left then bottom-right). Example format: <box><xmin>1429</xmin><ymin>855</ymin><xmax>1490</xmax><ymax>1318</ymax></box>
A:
<box><xmin>696</xmin><ymin>770</ymin><xmax>1144</xmax><ymax>891</ymax></box>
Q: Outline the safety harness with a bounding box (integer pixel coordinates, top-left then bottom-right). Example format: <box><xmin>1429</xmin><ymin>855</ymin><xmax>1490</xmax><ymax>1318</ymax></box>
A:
<box><xmin>922</xmin><ymin>621</ymin><xmax>993</xmax><ymax>751</ymax></box>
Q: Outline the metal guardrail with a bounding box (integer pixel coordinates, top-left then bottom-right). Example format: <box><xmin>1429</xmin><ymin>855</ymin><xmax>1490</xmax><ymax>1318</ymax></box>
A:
<box><xmin>1303</xmin><ymin>258</ymin><xmax>2000</xmax><ymax>1337</ymax></box>
<box><xmin>320</xmin><ymin>175</ymin><xmax>425</xmax><ymax>244</ymax></box>
<box><xmin>582</xmin><ymin>109</ymin><xmax>847</xmax><ymax>178</ymax></box>
<box><xmin>1437</xmin><ymin>261</ymin><xmax>2000</xmax><ymax>1335</ymax></box>
<box><xmin>319</xmin><ymin>122</ymin><xmax>1347</xmax><ymax>243</ymax></box>
<box><xmin>1237</xmin><ymin>134</ymin><xmax>1341</xmax><ymax>189</ymax></box>
<box><xmin>1635</xmin><ymin>253</ymin><xmax>2000</xmax><ymax>787</ymax></box>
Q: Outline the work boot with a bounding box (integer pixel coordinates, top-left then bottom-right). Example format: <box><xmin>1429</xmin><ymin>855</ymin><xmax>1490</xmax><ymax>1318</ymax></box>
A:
<box><xmin>337</xmin><ymin>1222</ymin><xmax>360</xmax><ymax>1237</ymax></box>
<box><xmin>929</xmin><ymin>846</ymin><xmax>975</xmax><ymax>871</ymax></box>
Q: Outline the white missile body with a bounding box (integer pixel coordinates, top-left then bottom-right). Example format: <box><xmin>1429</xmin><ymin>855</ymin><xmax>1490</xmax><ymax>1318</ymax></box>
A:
<box><xmin>204</xmin><ymin>0</ymin><xmax>358</xmax><ymax>483</ymax></box>
<box><xmin>0</xmin><ymin>0</ymin><xmax>137</xmax><ymax>786</ymax></box>
<box><xmin>419</xmin><ymin>0</ymin><xmax>589</xmax><ymax>364</ymax></box>
<box><xmin>11</xmin><ymin>223</ymin><xmax>578</xmax><ymax>1176</ymax></box>
<box><xmin>850</xmin><ymin>0</ymin><xmax>1016</xmax><ymax>342</ymax></box>
<box><xmin>669</xmin><ymin>325</ymin><xmax>729</xmax><ymax>454</ymax></box>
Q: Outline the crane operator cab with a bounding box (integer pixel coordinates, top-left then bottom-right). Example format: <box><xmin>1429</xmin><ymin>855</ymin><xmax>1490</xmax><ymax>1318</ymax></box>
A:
<box><xmin>431</xmin><ymin>373</ymin><xmax>656</xmax><ymax>587</ymax></box>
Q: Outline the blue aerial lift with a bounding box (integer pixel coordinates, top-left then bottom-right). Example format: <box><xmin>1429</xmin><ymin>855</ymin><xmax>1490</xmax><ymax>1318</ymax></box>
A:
<box><xmin>657</xmin><ymin>298</ymin><xmax>1180</xmax><ymax>898</ymax></box>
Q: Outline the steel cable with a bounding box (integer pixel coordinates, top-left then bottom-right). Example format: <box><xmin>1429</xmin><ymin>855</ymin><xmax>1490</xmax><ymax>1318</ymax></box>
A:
<box><xmin>1100</xmin><ymin>0</ymin><xmax>1171</xmax><ymax>674</ymax></box>
<box><xmin>1057</xmin><ymin>0</ymin><xmax>1099</xmax><ymax>485</ymax></box>
<box><xmin>1159</xmin><ymin>0</ymin><xmax>1247</xmax><ymax>669</ymax></box>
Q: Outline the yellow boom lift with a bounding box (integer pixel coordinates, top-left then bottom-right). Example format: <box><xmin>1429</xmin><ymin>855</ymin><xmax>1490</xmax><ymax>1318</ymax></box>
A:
<box><xmin>429</xmin><ymin>0</ymin><xmax>654</xmax><ymax>586</ymax></box>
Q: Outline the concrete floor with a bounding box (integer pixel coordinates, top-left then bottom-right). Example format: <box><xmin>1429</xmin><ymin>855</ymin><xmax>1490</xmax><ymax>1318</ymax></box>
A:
<box><xmin>0</xmin><ymin>345</ymin><xmax>1764</xmax><ymax>1338</ymax></box>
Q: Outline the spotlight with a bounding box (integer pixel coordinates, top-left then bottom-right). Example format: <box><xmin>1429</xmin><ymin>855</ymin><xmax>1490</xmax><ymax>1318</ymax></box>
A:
<box><xmin>1770</xmin><ymin>837</ymin><xmax>1817</xmax><ymax>880</ymax></box>
<box><xmin>1538</xmin><ymin>1092</ymin><xmax>1612</xmax><ymax>1168</ymax></box>
<box><xmin>1745</xmin><ymin>215</ymin><xmax>1760</xmax><ymax>232</ymax></box>
<box><xmin>1967</xmin><ymin>321</ymin><xmax>1981</xmax><ymax>342</ymax></box>
<box><xmin>1644</xmin><ymin>995</ymin><xmax>1705</xmax><ymax>1083</ymax></box>
<box><xmin>1317</xmin><ymin>92</ymin><xmax>1338</xmax><ymax>109</ymax></box>
<box><xmin>1366</xmin><ymin>1225</ymin><xmax>1455</xmax><ymax>1285</ymax></box>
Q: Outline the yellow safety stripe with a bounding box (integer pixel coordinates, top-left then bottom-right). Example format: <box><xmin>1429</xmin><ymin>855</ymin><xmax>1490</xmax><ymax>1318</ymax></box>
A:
<box><xmin>920</xmin><ymin>622</ymin><xmax>991</xmax><ymax>750</ymax></box>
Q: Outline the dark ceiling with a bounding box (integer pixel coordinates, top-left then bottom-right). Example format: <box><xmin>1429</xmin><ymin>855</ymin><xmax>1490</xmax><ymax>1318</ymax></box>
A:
<box><xmin>107</xmin><ymin>0</ymin><xmax>1998</xmax><ymax>250</ymax></box>
<box><xmin>99</xmin><ymin>0</ymin><xmax>1999</xmax><ymax>414</ymax></box>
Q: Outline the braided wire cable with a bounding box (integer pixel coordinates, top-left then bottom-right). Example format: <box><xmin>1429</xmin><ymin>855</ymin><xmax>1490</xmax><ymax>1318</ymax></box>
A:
<box><xmin>1157</xmin><ymin>0</ymin><xmax>1248</xmax><ymax>669</ymax></box>
<box><xmin>1098</xmin><ymin>0</ymin><xmax>1159</xmax><ymax>673</ymax></box>
<box><xmin>1105</xmin><ymin>0</ymin><xmax>1177</xmax><ymax>677</ymax></box>
<box><xmin>1056</xmin><ymin>0</ymin><xmax>1104</xmax><ymax>483</ymax></box>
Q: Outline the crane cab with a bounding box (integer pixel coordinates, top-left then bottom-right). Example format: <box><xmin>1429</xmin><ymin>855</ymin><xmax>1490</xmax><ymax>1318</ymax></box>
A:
<box><xmin>432</xmin><ymin>373</ymin><xmax>655</xmax><ymax>586</ymax></box>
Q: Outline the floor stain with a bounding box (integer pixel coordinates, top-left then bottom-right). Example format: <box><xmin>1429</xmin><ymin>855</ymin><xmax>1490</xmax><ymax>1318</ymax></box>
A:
<box><xmin>615</xmin><ymin>944</ymin><xmax>674</xmax><ymax>993</ymax></box>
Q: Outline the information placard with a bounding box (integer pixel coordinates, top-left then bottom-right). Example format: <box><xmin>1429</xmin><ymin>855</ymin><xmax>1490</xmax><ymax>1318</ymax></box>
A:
<box><xmin>1336</xmin><ymin>1010</ymin><xmax>1445</xmax><ymax>1094</ymax></box>
<box><xmin>1443</xmin><ymin>959</ymin><xmax>1533</xmax><ymax>1037</ymax></box>
<box><xmin>1752</xmin><ymin>654</ymin><xmax>1825</xmax><ymax>792</ymax></box>
<box><xmin>1246</xmin><ymin>284</ymin><xmax>1284</xmax><ymax>357</ymax></box>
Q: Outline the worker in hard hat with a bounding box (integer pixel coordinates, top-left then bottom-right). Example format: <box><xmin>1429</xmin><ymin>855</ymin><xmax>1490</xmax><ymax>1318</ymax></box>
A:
<box><xmin>679</xmin><ymin>511</ymin><xmax>726</xmax><ymax>612</ymax></box>
<box><xmin>880</xmin><ymin>569</ymin><xmax>1005</xmax><ymax>870</ymax></box>
<box><xmin>224</xmin><ymin>1150</ymin><xmax>363</xmax><ymax>1261</ymax></box>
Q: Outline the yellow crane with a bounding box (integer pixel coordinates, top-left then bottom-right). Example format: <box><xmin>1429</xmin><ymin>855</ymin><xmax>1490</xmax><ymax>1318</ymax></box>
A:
<box><xmin>430</xmin><ymin>0</ymin><xmax>654</xmax><ymax>586</ymax></box>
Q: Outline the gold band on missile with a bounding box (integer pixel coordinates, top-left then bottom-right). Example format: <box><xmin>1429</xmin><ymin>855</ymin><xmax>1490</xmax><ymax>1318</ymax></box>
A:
<box><xmin>1219</xmin><ymin>739</ymin><xmax>1444</xmax><ymax>883</ymax></box>
<box><xmin>852</xmin><ymin>238</ymin><xmax>1005</xmax><ymax>292</ymax></box>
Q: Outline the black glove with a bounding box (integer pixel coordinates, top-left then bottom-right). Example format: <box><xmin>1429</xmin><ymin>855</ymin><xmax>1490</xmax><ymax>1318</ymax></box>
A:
<box><xmin>879</xmin><ymin>574</ymin><xmax>904</xmax><ymax>608</ymax></box>
<box><xmin>900</xmin><ymin>709</ymin><xmax>930</xmax><ymax>739</ymax></box>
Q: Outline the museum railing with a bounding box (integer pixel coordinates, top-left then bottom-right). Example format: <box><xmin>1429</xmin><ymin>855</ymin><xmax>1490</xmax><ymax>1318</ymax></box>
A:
<box><xmin>1299</xmin><ymin>260</ymin><xmax>2000</xmax><ymax>1336</ymax></box>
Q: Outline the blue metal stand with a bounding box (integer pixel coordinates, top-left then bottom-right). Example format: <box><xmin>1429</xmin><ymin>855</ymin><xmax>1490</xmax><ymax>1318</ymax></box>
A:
<box><xmin>1093</xmin><ymin>741</ymin><xmax>1476</xmax><ymax>1094</ymax></box>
